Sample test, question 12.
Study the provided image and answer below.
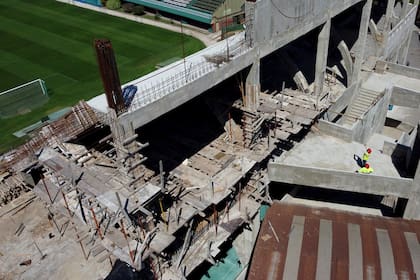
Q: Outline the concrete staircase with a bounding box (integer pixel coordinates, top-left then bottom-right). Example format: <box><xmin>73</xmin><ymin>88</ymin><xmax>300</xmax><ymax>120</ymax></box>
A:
<box><xmin>342</xmin><ymin>87</ymin><xmax>381</xmax><ymax>127</ymax></box>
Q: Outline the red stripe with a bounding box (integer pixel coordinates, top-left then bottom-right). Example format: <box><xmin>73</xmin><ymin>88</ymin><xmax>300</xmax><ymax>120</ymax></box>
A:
<box><xmin>360</xmin><ymin>216</ymin><xmax>381</xmax><ymax>280</ymax></box>
<box><xmin>331</xmin><ymin>212</ymin><xmax>349</xmax><ymax>280</ymax></box>
<box><xmin>297</xmin><ymin>211</ymin><xmax>320</xmax><ymax>280</ymax></box>
<box><xmin>387</xmin><ymin>220</ymin><xmax>416</xmax><ymax>278</ymax></box>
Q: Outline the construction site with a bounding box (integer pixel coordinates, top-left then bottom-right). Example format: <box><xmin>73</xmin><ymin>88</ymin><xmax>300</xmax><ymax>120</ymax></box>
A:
<box><xmin>1</xmin><ymin>0</ymin><xmax>420</xmax><ymax>279</ymax></box>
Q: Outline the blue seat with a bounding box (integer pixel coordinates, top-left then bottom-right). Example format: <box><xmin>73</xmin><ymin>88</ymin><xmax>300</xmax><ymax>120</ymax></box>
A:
<box><xmin>122</xmin><ymin>85</ymin><xmax>138</xmax><ymax>107</ymax></box>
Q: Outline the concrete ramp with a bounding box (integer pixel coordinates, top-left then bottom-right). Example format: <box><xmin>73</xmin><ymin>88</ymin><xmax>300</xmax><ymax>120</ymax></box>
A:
<box><xmin>268</xmin><ymin>162</ymin><xmax>413</xmax><ymax>198</ymax></box>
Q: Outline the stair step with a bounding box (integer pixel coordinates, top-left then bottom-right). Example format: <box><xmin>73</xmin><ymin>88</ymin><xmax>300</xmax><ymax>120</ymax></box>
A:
<box><xmin>356</xmin><ymin>98</ymin><xmax>374</xmax><ymax>105</ymax></box>
<box><xmin>352</xmin><ymin>103</ymin><xmax>367</xmax><ymax>109</ymax></box>
<box><xmin>354</xmin><ymin>97</ymin><xmax>372</xmax><ymax>104</ymax></box>
<box><xmin>358</xmin><ymin>94</ymin><xmax>376</xmax><ymax>101</ymax></box>
<box><xmin>360</xmin><ymin>88</ymin><xmax>379</xmax><ymax>94</ymax></box>
<box><xmin>351</xmin><ymin>107</ymin><xmax>366</xmax><ymax>113</ymax></box>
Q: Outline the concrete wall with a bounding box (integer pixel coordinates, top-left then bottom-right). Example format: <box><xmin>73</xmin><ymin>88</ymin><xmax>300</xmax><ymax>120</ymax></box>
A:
<box><xmin>252</xmin><ymin>0</ymin><xmax>363</xmax><ymax>58</ymax></box>
<box><xmin>352</xmin><ymin>88</ymin><xmax>391</xmax><ymax>144</ymax></box>
<box><xmin>119</xmin><ymin>49</ymin><xmax>257</xmax><ymax>129</ymax></box>
<box><xmin>317</xmin><ymin>120</ymin><xmax>353</xmax><ymax>142</ymax></box>
<box><xmin>268</xmin><ymin>162</ymin><xmax>414</xmax><ymax>198</ymax></box>
<box><xmin>323</xmin><ymin>83</ymin><xmax>359</xmax><ymax>122</ymax></box>
<box><xmin>383</xmin><ymin>3</ymin><xmax>418</xmax><ymax>59</ymax></box>
<box><xmin>390</xmin><ymin>85</ymin><xmax>420</xmax><ymax>108</ymax></box>
<box><xmin>385</xmin><ymin>60</ymin><xmax>420</xmax><ymax>79</ymax></box>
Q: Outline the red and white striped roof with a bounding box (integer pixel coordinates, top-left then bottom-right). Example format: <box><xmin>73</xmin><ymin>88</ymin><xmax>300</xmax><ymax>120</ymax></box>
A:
<box><xmin>248</xmin><ymin>202</ymin><xmax>420</xmax><ymax>280</ymax></box>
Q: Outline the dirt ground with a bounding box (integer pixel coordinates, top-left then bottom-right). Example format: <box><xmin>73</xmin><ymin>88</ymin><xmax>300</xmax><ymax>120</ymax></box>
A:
<box><xmin>0</xmin><ymin>195</ymin><xmax>111</xmax><ymax>280</ymax></box>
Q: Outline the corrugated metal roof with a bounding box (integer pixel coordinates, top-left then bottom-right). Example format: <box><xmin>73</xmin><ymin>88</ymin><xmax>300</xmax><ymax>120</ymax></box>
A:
<box><xmin>248</xmin><ymin>202</ymin><xmax>420</xmax><ymax>280</ymax></box>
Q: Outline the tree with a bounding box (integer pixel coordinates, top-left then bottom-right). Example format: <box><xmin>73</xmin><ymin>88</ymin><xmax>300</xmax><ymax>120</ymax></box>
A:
<box><xmin>106</xmin><ymin>0</ymin><xmax>121</xmax><ymax>10</ymax></box>
<box><xmin>133</xmin><ymin>5</ymin><xmax>145</xmax><ymax>15</ymax></box>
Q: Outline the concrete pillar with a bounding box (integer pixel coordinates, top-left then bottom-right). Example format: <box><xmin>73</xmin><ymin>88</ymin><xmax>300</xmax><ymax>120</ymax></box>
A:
<box><xmin>338</xmin><ymin>41</ymin><xmax>353</xmax><ymax>85</ymax></box>
<box><xmin>403</xmin><ymin>159</ymin><xmax>420</xmax><ymax>220</ymax></box>
<box><xmin>314</xmin><ymin>20</ymin><xmax>331</xmax><ymax>102</ymax></box>
<box><xmin>401</xmin><ymin>0</ymin><xmax>410</xmax><ymax>18</ymax></box>
<box><xmin>351</xmin><ymin>0</ymin><xmax>373</xmax><ymax>85</ymax></box>
<box><xmin>398</xmin><ymin>31</ymin><xmax>412</xmax><ymax>65</ymax></box>
<box><xmin>384</xmin><ymin>0</ymin><xmax>396</xmax><ymax>33</ymax></box>
<box><xmin>245</xmin><ymin>57</ymin><xmax>260</xmax><ymax>112</ymax></box>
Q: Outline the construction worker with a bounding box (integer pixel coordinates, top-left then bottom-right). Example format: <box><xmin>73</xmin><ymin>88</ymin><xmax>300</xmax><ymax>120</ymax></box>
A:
<box><xmin>357</xmin><ymin>163</ymin><xmax>374</xmax><ymax>174</ymax></box>
<box><xmin>362</xmin><ymin>148</ymin><xmax>372</xmax><ymax>166</ymax></box>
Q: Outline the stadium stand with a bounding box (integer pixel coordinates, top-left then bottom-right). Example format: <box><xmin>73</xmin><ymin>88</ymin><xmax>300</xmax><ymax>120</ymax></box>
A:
<box><xmin>125</xmin><ymin>0</ymin><xmax>244</xmax><ymax>30</ymax></box>
<box><xmin>126</xmin><ymin>0</ymin><xmax>213</xmax><ymax>24</ymax></box>
<box><xmin>189</xmin><ymin>0</ymin><xmax>225</xmax><ymax>13</ymax></box>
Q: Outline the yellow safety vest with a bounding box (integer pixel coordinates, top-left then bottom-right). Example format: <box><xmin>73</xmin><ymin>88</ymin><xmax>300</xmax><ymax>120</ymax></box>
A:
<box><xmin>358</xmin><ymin>167</ymin><xmax>373</xmax><ymax>174</ymax></box>
<box><xmin>362</xmin><ymin>152</ymin><xmax>370</xmax><ymax>161</ymax></box>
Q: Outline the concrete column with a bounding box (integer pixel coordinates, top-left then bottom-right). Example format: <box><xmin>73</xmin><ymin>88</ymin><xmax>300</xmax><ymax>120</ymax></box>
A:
<box><xmin>338</xmin><ymin>41</ymin><xmax>353</xmax><ymax>84</ymax></box>
<box><xmin>314</xmin><ymin>20</ymin><xmax>331</xmax><ymax>101</ymax></box>
<box><xmin>404</xmin><ymin>122</ymin><xmax>420</xmax><ymax>219</ymax></box>
<box><xmin>245</xmin><ymin>57</ymin><xmax>260</xmax><ymax>112</ymax></box>
<box><xmin>351</xmin><ymin>0</ymin><xmax>373</xmax><ymax>85</ymax></box>
<box><xmin>384</xmin><ymin>0</ymin><xmax>396</xmax><ymax>33</ymax></box>
<box><xmin>401</xmin><ymin>0</ymin><xmax>410</xmax><ymax>18</ymax></box>
<box><xmin>398</xmin><ymin>31</ymin><xmax>412</xmax><ymax>65</ymax></box>
<box><xmin>404</xmin><ymin>159</ymin><xmax>420</xmax><ymax>219</ymax></box>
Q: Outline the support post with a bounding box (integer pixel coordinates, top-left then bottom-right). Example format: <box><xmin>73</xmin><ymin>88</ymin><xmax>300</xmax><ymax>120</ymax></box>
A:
<box><xmin>314</xmin><ymin>20</ymin><xmax>331</xmax><ymax>107</ymax></box>
<box><xmin>337</xmin><ymin>41</ymin><xmax>354</xmax><ymax>85</ymax></box>
<box><xmin>245</xmin><ymin>56</ymin><xmax>260</xmax><ymax>112</ymax></box>
<box><xmin>351</xmin><ymin>0</ymin><xmax>373</xmax><ymax>85</ymax></box>
<box><xmin>404</xmin><ymin>132</ymin><xmax>420</xmax><ymax>219</ymax></box>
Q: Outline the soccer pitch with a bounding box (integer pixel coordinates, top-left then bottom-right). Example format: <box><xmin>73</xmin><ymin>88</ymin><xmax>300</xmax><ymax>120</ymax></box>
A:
<box><xmin>0</xmin><ymin>0</ymin><xmax>205</xmax><ymax>153</ymax></box>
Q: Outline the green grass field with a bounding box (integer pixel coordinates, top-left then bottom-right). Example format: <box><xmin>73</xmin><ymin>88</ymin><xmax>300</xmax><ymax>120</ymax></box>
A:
<box><xmin>0</xmin><ymin>0</ymin><xmax>205</xmax><ymax>153</ymax></box>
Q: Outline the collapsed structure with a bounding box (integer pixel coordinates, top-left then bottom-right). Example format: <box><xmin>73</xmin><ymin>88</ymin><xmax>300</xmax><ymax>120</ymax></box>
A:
<box><xmin>1</xmin><ymin>0</ymin><xmax>420</xmax><ymax>279</ymax></box>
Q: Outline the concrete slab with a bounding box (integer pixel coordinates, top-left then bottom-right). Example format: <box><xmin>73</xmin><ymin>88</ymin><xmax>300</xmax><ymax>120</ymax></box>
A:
<box><xmin>277</xmin><ymin>132</ymin><xmax>400</xmax><ymax>177</ymax></box>
<box><xmin>387</xmin><ymin>105</ymin><xmax>420</xmax><ymax>127</ymax></box>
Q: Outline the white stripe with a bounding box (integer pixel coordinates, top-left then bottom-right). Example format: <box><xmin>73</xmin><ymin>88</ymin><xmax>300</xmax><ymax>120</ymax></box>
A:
<box><xmin>283</xmin><ymin>216</ymin><xmax>305</xmax><ymax>280</ymax></box>
<box><xmin>316</xmin><ymin>219</ymin><xmax>332</xmax><ymax>280</ymax></box>
<box><xmin>404</xmin><ymin>232</ymin><xmax>420</xmax><ymax>277</ymax></box>
<box><xmin>376</xmin><ymin>229</ymin><xmax>396</xmax><ymax>280</ymax></box>
<box><xmin>348</xmin><ymin>223</ymin><xmax>363</xmax><ymax>280</ymax></box>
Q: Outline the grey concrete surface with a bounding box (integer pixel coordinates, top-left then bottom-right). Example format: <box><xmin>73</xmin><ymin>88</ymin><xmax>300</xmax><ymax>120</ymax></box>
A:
<box><xmin>390</xmin><ymin>85</ymin><xmax>420</xmax><ymax>108</ymax></box>
<box><xmin>276</xmin><ymin>132</ymin><xmax>400</xmax><ymax>177</ymax></box>
<box><xmin>268</xmin><ymin>162</ymin><xmax>413</xmax><ymax>198</ymax></box>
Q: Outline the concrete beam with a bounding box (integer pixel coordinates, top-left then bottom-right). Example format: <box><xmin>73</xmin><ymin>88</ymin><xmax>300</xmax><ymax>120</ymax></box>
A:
<box><xmin>119</xmin><ymin>49</ymin><xmax>256</xmax><ymax>129</ymax></box>
<box><xmin>268</xmin><ymin>162</ymin><xmax>413</xmax><ymax>198</ymax></box>
<box><xmin>390</xmin><ymin>86</ymin><xmax>420</xmax><ymax>108</ymax></box>
<box><xmin>314</xmin><ymin>20</ymin><xmax>331</xmax><ymax>103</ymax></box>
<box><xmin>385</xmin><ymin>61</ymin><xmax>420</xmax><ymax>79</ymax></box>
